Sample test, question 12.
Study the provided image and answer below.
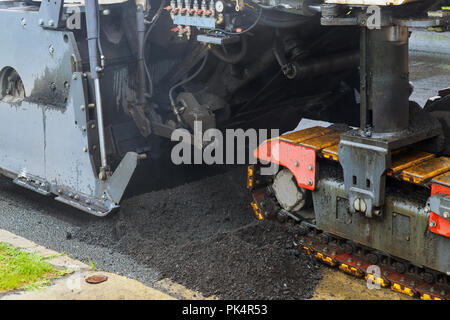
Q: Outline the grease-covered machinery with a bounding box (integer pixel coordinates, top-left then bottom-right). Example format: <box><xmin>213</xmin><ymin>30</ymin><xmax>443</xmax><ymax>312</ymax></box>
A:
<box><xmin>0</xmin><ymin>0</ymin><xmax>362</xmax><ymax>215</ymax></box>
<box><xmin>248</xmin><ymin>0</ymin><xmax>450</xmax><ymax>300</ymax></box>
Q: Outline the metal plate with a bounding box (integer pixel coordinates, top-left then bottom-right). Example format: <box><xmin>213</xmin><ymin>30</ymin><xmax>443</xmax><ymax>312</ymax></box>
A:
<box><xmin>400</xmin><ymin>157</ymin><xmax>450</xmax><ymax>185</ymax></box>
<box><xmin>301</xmin><ymin>132</ymin><xmax>342</xmax><ymax>151</ymax></box>
<box><xmin>388</xmin><ymin>150</ymin><xmax>436</xmax><ymax>176</ymax></box>
<box><xmin>432</xmin><ymin>172</ymin><xmax>450</xmax><ymax>189</ymax></box>
<box><xmin>279</xmin><ymin>126</ymin><xmax>332</xmax><ymax>144</ymax></box>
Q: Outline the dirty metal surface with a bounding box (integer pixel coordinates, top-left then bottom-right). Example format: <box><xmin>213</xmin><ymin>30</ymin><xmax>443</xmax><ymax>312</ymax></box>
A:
<box><xmin>388</xmin><ymin>149</ymin><xmax>436</xmax><ymax>176</ymax></box>
<box><xmin>312</xmin><ymin>174</ymin><xmax>450</xmax><ymax>275</ymax></box>
<box><xmin>399</xmin><ymin>157</ymin><xmax>450</xmax><ymax>184</ymax></box>
<box><xmin>0</xmin><ymin>7</ymin><xmax>138</xmax><ymax>215</ymax></box>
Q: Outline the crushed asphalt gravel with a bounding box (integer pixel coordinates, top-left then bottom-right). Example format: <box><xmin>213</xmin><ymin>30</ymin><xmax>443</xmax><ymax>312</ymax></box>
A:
<box><xmin>0</xmin><ymin>164</ymin><xmax>322</xmax><ymax>300</ymax></box>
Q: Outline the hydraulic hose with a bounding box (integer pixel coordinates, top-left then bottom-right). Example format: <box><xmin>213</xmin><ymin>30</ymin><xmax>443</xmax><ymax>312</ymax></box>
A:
<box><xmin>210</xmin><ymin>35</ymin><xmax>248</xmax><ymax>64</ymax></box>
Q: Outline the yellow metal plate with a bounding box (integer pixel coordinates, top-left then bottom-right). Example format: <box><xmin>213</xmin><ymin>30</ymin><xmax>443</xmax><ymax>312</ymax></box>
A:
<box><xmin>322</xmin><ymin>144</ymin><xmax>340</xmax><ymax>161</ymax></box>
<box><xmin>300</xmin><ymin>132</ymin><xmax>342</xmax><ymax>151</ymax></box>
<box><xmin>278</xmin><ymin>126</ymin><xmax>333</xmax><ymax>144</ymax></box>
<box><xmin>431</xmin><ymin>171</ymin><xmax>450</xmax><ymax>188</ymax></box>
<box><xmin>388</xmin><ymin>150</ymin><xmax>436</xmax><ymax>176</ymax></box>
<box><xmin>399</xmin><ymin>157</ymin><xmax>450</xmax><ymax>184</ymax></box>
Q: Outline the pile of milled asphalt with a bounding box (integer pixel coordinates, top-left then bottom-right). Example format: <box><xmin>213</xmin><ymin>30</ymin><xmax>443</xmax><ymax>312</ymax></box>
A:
<box><xmin>71</xmin><ymin>166</ymin><xmax>322</xmax><ymax>299</ymax></box>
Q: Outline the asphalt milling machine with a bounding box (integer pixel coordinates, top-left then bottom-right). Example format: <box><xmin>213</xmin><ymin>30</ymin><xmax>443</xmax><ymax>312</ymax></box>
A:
<box><xmin>0</xmin><ymin>0</ymin><xmax>449</xmax><ymax>300</ymax></box>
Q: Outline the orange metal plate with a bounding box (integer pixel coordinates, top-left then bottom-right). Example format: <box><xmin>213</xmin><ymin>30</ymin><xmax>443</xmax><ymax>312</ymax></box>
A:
<box><xmin>431</xmin><ymin>171</ymin><xmax>450</xmax><ymax>189</ymax></box>
<box><xmin>279</xmin><ymin>126</ymin><xmax>332</xmax><ymax>144</ymax></box>
<box><xmin>321</xmin><ymin>144</ymin><xmax>339</xmax><ymax>161</ymax></box>
<box><xmin>300</xmin><ymin>132</ymin><xmax>342</xmax><ymax>151</ymax></box>
<box><xmin>400</xmin><ymin>157</ymin><xmax>450</xmax><ymax>184</ymax></box>
<box><xmin>388</xmin><ymin>150</ymin><xmax>436</xmax><ymax>176</ymax></box>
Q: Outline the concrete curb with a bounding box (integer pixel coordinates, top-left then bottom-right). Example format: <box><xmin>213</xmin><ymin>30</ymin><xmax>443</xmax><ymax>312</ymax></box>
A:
<box><xmin>0</xmin><ymin>229</ymin><xmax>212</xmax><ymax>300</ymax></box>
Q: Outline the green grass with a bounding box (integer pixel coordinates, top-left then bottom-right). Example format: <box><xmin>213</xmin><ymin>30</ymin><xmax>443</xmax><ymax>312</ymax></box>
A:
<box><xmin>0</xmin><ymin>242</ymin><xmax>67</xmax><ymax>292</ymax></box>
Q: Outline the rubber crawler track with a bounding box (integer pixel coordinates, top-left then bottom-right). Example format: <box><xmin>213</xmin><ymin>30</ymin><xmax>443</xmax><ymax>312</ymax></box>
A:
<box><xmin>298</xmin><ymin>225</ymin><xmax>450</xmax><ymax>300</ymax></box>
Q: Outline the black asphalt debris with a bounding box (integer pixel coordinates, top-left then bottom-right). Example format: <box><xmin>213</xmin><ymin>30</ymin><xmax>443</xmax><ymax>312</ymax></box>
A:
<box><xmin>0</xmin><ymin>165</ymin><xmax>322</xmax><ymax>299</ymax></box>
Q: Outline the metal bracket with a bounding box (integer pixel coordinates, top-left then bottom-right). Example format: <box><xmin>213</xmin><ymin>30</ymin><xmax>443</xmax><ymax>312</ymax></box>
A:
<box><xmin>54</xmin><ymin>152</ymin><xmax>142</xmax><ymax>216</ymax></box>
<box><xmin>38</xmin><ymin>0</ymin><xmax>65</xmax><ymax>29</ymax></box>
<box><xmin>339</xmin><ymin>133</ymin><xmax>390</xmax><ymax>218</ymax></box>
<box><xmin>428</xmin><ymin>193</ymin><xmax>450</xmax><ymax>221</ymax></box>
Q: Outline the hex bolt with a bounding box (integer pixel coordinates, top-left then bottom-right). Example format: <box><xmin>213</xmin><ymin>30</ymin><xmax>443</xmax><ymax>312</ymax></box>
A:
<box><xmin>73</xmin><ymin>74</ymin><xmax>78</xmax><ymax>80</ymax></box>
<box><xmin>83</xmin><ymin>146</ymin><xmax>88</xmax><ymax>152</ymax></box>
<box><xmin>444</xmin><ymin>212</ymin><xmax>449</xmax><ymax>219</ymax></box>
<box><xmin>430</xmin><ymin>220</ymin><xmax>437</xmax><ymax>228</ymax></box>
<box><xmin>308</xmin><ymin>165</ymin><xmax>314</xmax><ymax>171</ymax></box>
<box><xmin>80</xmin><ymin>105</ymin><xmax>85</xmax><ymax>111</ymax></box>
<box><xmin>74</xmin><ymin>195</ymin><xmax>79</xmax><ymax>200</ymax></box>
<box><xmin>424</xmin><ymin>205</ymin><xmax>431</xmax><ymax>213</ymax></box>
<box><xmin>294</xmin><ymin>161</ymin><xmax>299</xmax><ymax>167</ymax></box>
<box><xmin>307</xmin><ymin>180</ymin><xmax>313</xmax><ymax>186</ymax></box>
<box><xmin>49</xmin><ymin>45</ymin><xmax>55</xmax><ymax>56</ymax></box>
<box><xmin>82</xmin><ymin>126</ymin><xmax>87</xmax><ymax>131</ymax></box>
<box><xmin>48</xmin><ymin>20</ymin><xmax>54</xmax><ymax>27</ymax></box>
<box><xmin>38</xmin><ymin>19</ymin><xmax>44</xmax><ymax>26</ymax></box>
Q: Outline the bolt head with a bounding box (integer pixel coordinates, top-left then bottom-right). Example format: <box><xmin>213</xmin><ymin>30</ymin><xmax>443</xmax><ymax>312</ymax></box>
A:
<box><xmin>444</xmin><ymin>212</ymin><xmax>449</xmax><ymax>219</ymax></box>
<box><xmin>430</xmin><ymin>220</ymin><xmax>437</xmax><ymax>228</ymax></box>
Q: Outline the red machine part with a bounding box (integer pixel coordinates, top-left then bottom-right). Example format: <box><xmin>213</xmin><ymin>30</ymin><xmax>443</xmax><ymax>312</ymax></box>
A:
<box><xmin>429</xmin><ymin>184</ymin><xmax>450</xmax><ymax>237</ymax></box>
<box><xmin>254</xmin><ymin>139</ymin><xmax>316</xmax><ymax>190</ymax></box>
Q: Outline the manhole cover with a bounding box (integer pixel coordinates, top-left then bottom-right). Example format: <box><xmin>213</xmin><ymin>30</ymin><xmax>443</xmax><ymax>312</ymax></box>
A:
<box><xmin>85</xmin><ymin>275</ymin><xmax>108</xmax><ymax>284</ymax></box>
